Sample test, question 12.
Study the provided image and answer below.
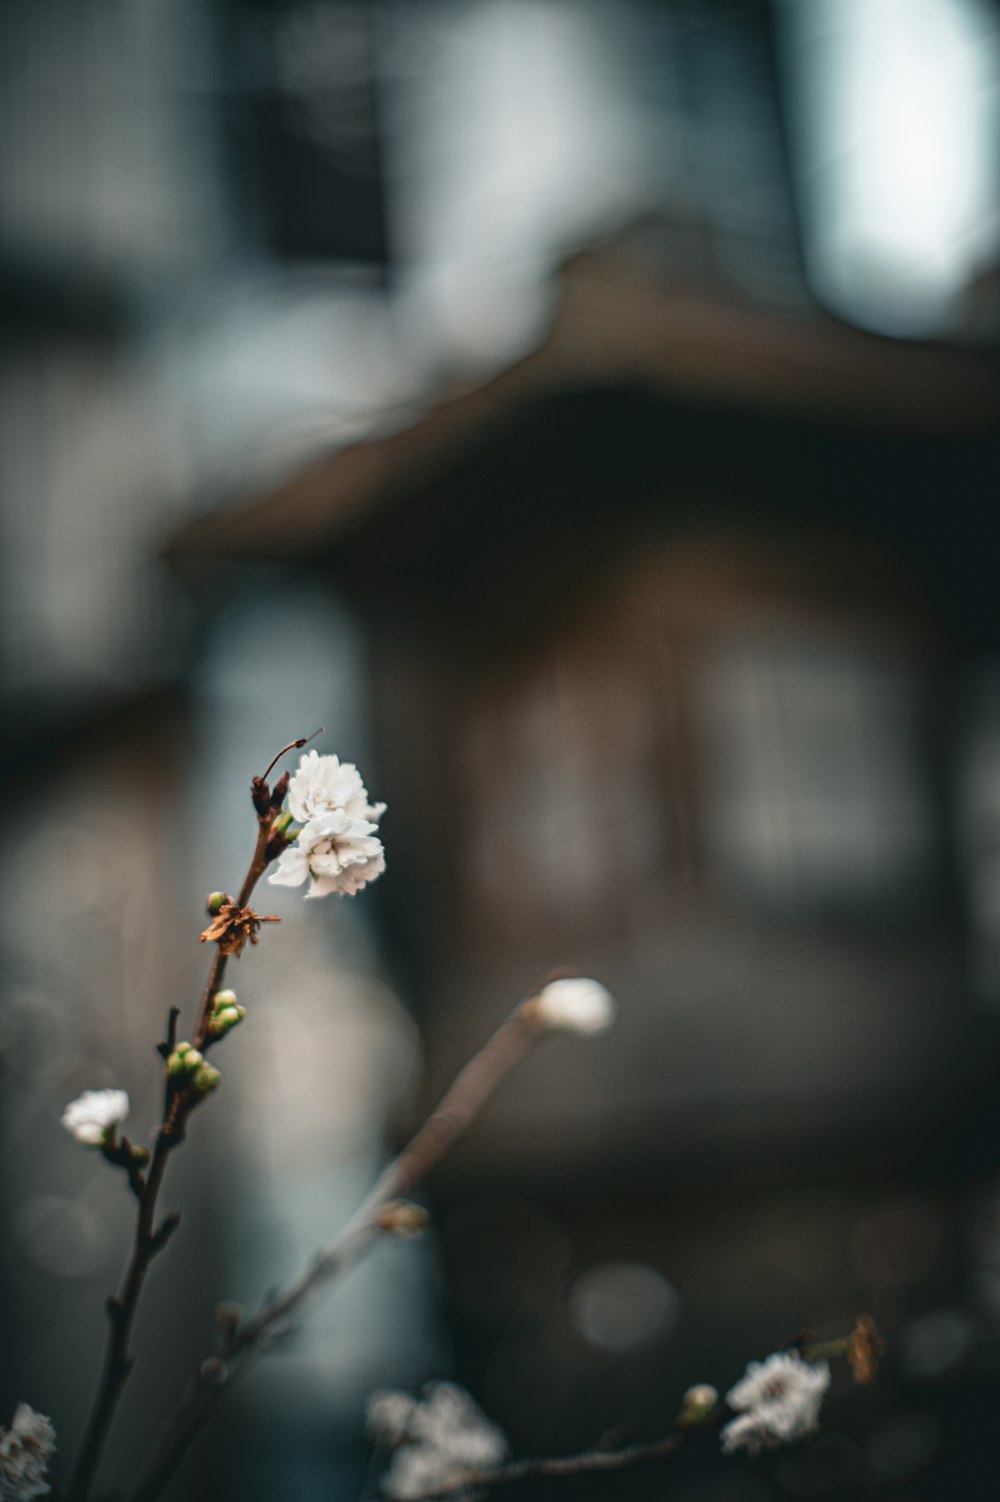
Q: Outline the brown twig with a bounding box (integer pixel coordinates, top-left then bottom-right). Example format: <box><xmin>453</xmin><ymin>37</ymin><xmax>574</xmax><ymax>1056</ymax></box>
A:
<box><xmin>67</xmin><ymin>1123</ymin><xmax>181</xmax><ymax>1502</ymax></box>
<box><xmin>124</xmin><ymin>1004</ymin><xmax>546</xmax><ymax>1502</ymax></box>
<box><xmin>67</xmin><ymin>741</ymin><xmax>297</xmax><ymax>1502</ymax></box>
<box><xmin>390</xmin><ymin>1315</ymin><xmax>882</xmax><ymax>1501</ymax></box>
<box><xmin>260</xmin><ymin>727</ymin><xmax>323</xmax><ymax>784</ymax></box>
<box><xmin>398</xmin><ymin>1429</ymin><xmax>697</xmax><ymax>1500</ymax></box>
<box><xmin>191</xmin><ymin>824</ymin><xmax>271</xmax><ymax>1050</ymax></box>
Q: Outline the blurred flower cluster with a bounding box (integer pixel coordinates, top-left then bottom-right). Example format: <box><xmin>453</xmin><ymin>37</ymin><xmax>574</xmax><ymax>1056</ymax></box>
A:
<box><xmin>721</xmin><ymin>1351</ymin><xmax>831</xmax><ymax>1456</ymax></box>
<box><xmin>0</xmin><ymin>1405</ymin><xmax>56</xmax><ymax>1501</ymax></box>
<box><xmin>367</xmin><ymin>1383</ymin><xmax>509</xmax><ymax>1501</ymax></box>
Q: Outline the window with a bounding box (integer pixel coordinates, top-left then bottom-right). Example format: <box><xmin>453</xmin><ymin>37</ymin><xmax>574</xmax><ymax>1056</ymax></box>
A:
<box><xmin>698</xmin><ymin>628</ymin><xmax>936</xmax><ymax>913</ymax></box>
<box><xmin>463</xmin><ymin>650</ymin><xmax>663</xmax><ymax>935</ymax></box>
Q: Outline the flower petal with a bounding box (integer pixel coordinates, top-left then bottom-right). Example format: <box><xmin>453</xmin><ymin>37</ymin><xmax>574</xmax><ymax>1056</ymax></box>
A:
<box><xmin>268</xmin><ymin>846</ymin><xmax>309</xmax><ymax>887</ymax></box>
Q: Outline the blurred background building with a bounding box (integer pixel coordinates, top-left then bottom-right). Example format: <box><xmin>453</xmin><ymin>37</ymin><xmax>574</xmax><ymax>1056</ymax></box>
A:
<box><xmin>2</xmin><ymin>2</ymin><xmax>1000</xmax><ymax>1501</ymax></box>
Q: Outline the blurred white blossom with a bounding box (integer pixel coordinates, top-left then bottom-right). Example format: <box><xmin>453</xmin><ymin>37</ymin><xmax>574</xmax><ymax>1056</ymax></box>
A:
<box><xmin>0</xmin><ymin>1404</ymin><xmax>55</xmax><ymax>1500</ymax></box>
<box><xmin>534</xmin><ymin>977</ymin><xmax>616</xmax><ymax>1035</ymax></box>
<box><xmin>60</xmin><ymin>1089</ymin><xmax>130</xmax><ymax>1146</ymax></box>
<box><xmin>367</xmin><ymin>1382</ymin><xmax>508</xmax><ymax>1500</ymax></box>
<box><xmin>721</xmin><ymin>1351</ymin><xmax>830</xmax><ymax>1456</ymax></box>
<box><xmin>367</xmin><ymin>1390</ymin><xmax>420</xmax><ymax>1447</ymax></box>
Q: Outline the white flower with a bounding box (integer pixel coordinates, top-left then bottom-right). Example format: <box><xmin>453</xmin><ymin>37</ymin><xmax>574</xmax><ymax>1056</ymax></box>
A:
<box><xmin>370</xmin><ymin>1383</ymin><xmax>508</xmax><ymax>1501</ymax></box>
<box><xmin>287</xmin><ymin>750</ymin><xmax>386</xmax><ymax>827</ymax></box>
<box><xmin>61</xmin><ymin>1089</ymin><xmax>130</xmax><ymax>1146</ymax></box>
<box><xmin>721</xmin><ymin>1352</ymin><xmax>830</xmax><ymax>1456</ymax></box>
<box><xmin>269</xmin><ymin>810</ymin><xmax>385</xmax><ymax>898</ymax></box>
<box><xmin>0</xmin><ymin>1404</ymin><xmax>56</xmax><ymax>1499</ymax></box>
<box><xmin>270</xmin><ymin>751</ymin><xmax>386</xmax><ymax>900</ymax></box>
<box><xmin>533</xmin><ymin>977</ymin><xmax>616</xmax><ymax>1035</ymax></box>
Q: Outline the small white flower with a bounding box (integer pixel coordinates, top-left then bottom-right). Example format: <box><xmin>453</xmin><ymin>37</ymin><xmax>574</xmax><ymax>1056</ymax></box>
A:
<box><xmin>61</xmin><ymin>1089</ymin><xmax>130</xmax><ymax>1147</ymax></box>
<box><xmin>533</xmin><ymin>977</ymin><xmax>616</xmax><ymax>1035</ymax></box>
<box><xmin>269</xmin><ymin>810</ymin><xmax>385</xmax><ymax>898</ymax></box>
<box><xmin>721</xmin><ymin>1352</ymin><xmax>830</xmax><ymax>1456</ymax></box>
<box><xmin>0</xmin><ymin>1404</ymin><xmax>56</xmax><ymax>1499</ymax></box>
<box><xmin>287</xmin><ymin>750</ymin><xmax>386</xmax><ymax>827</ymax></box>
<box><xmin>371</xmin><ymin>1383</ymin><xmax>507</xmax><ymax>1501</ymax></box>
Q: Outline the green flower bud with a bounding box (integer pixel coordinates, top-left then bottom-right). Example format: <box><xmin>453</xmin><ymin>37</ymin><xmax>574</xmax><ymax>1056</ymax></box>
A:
<box><xmin>206</xmin><ymin>892</ymin><xmax>229</xmax><ymax>915</ymax></box>
<box><xmin>207</xmin><ymin>1004</ymin><xmax>246</xmax><ymax>1039</ymax></box>
<box><xmin>213</xmin><ymin>989</ymin><xmax>238</xmax><ymax>1009</ymax></box>
<box><xmin>192</xmin><ymin>1062</ymin><xmax>221</xmax><ymax>1094</ymax></box>
<box><xmin>273</xmin><ymin>812</ymin><xmax>294</xmax><ymax>837</ymax></box>
<box><xmin>167</xmin><ymin>1042</ymin><xmax>204</xmax><ymax>1077</ymax></box>
<box><xmin>677</xmin><ymin>1384</ymin><xmax>719</xmax><ymax>1427</ymax></box>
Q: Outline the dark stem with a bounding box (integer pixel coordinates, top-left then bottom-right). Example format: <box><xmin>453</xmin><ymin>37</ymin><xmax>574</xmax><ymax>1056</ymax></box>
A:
<box><xmin>68</xmin><ymin>1123</ymin><xmax>179</xmax><ymax>1502</ymax></box>
<box><xmin>193</xmin><ymin>820</ymin><xmax>271</xmax><ymax>1051</ymax></box>
<box><xmin>260</xmin><ymin>727</ymin><xmax>322</xmax><ymax>784</ymax></box>
<box><xmin>124</xmin><ymin>1007</ymin><xmax>544</xmax><ymax>1502</ymax></box>
<box><xmin>68</xmin><ymin>803</ymin><xmax>280</xmax><ymax>1502</ymax></box>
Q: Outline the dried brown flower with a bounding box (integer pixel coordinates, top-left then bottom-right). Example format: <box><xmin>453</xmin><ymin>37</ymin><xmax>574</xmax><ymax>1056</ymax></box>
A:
<box><xmin>846</xmin><ymin>1313</ymin><xmax>883</xmax><ymax>1387</ymax></box>
<box><xmin>199</xmin><ymin>903</ymin><xmax>279</xmax><ymax>958</ymax></box>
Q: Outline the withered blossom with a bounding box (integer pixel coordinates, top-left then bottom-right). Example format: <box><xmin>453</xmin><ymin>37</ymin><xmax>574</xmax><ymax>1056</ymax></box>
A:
<box><xmin>199</xmin><ymin>902</ymin><xmax>279</xmax><ymax>958</ymax></box>
<box><xmin>846</xmin><ymin>1313</ymin><xmax>883</xmax><ymax>1387</ymax></box>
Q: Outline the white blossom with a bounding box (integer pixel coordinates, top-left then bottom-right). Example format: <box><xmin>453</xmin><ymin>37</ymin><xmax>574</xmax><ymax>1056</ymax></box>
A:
<box><xmin>270</xmin><ymin>751</ymin><xmax>386</xmax><ymax>899</ymax></box>
<box><xmin>368</xmin><ymin>1383</ymin><xmax>508</xmax><ymax>1500</ymax></box>
<box><xmin>721</xmin><ymin>1352</ymin><xmax>830</xmax><ymax>1456</ymax></box>
<box><xmin>287</xmin><ymin>750</ymin><xmax>386</xmax><ymax>827</ymax></box>
<box><xmin>0</xmin><ymin>1404</ymin><xmax>56</xmax><ymax>1500</ymax></box>
<box><xmin>533</xmin><ymin>977</ymin><xmax>616</xmax><ymax>1035</ymax></box>
<box><xmin>61</xmin><ymin>1089</ymin><xmax>130</xmax><ymax>1146</ymax></box>
<box><xmin>269</xmin><ymin>810</ymin><xmax>385</xmax><ymax>898</ymax></box>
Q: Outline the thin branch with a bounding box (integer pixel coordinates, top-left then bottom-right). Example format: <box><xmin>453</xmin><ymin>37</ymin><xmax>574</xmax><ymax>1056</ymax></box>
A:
<box><xmin>124</xmin><ymin>1003</ymin><xmax>547</xmax><ymax>1502</ymax></box>
<box><xmin>260</xmin><ymin>727</ymin><xmax>322</xmax><ymax>784</ymax></box>
<box><xmin>68</xmin><ymin>1126</ymin><xmax>178</xmax><ymax>1502</ymax></box>
<box><xmin>397</xmin><ymin>1428</ymin><xmax>700</xmax><ymax>1500</ymax></box>
<box><xmin>68</xmin><ymin>747</ymin><xmax>289</xmax><ymax>1502</ymax></box>
<box><xmin>386</xmin><ymin>1318</ymin><xmax>881</xmax><ymax>1501</ymax></box>
<box><xmin>192</xmin><ymin>821</ymin><xmax>271</xmax><ymax>1049</ymax></box>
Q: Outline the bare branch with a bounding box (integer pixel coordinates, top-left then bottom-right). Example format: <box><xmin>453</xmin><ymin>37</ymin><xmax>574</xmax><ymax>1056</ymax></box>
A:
<box><xmin>393</xmin><ymin>1428</ymin><xmax>697</xmax><ymax>1499</ymax></box>
<box><xmin>124</xmin><ymin>1001</ymin><xmax>548</xmax><ymax>1502</ymax></box>
<box><xmin>68</xmin><ymin>786</ymin><xmax>285</xmax><ymax>1502</ymax></box>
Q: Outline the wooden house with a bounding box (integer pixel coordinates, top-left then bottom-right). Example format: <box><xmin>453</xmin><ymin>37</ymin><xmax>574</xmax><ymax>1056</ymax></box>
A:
<box><xmin>174</xmin><ymin>224</ymin><xmax>1000</xmax><ymax>1194</ymax></box>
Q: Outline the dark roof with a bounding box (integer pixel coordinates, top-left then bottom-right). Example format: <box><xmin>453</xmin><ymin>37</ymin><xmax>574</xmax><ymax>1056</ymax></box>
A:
<box><xmin>170</xmin><ymin>241</ymin><xmax>1000</xmax><ymax>568</ymax></box>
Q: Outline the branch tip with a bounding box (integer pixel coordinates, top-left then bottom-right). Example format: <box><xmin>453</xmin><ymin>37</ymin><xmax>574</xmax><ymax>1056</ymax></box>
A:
<box><xmin>156</xmin><ymin>1007</ymin><xmax>181</xmax><ymax>1060</ymax></box>
<box><xmin>260</xmin><ymin>727</ymin><xmax>324</xmax><ymax>783</ymax></box>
